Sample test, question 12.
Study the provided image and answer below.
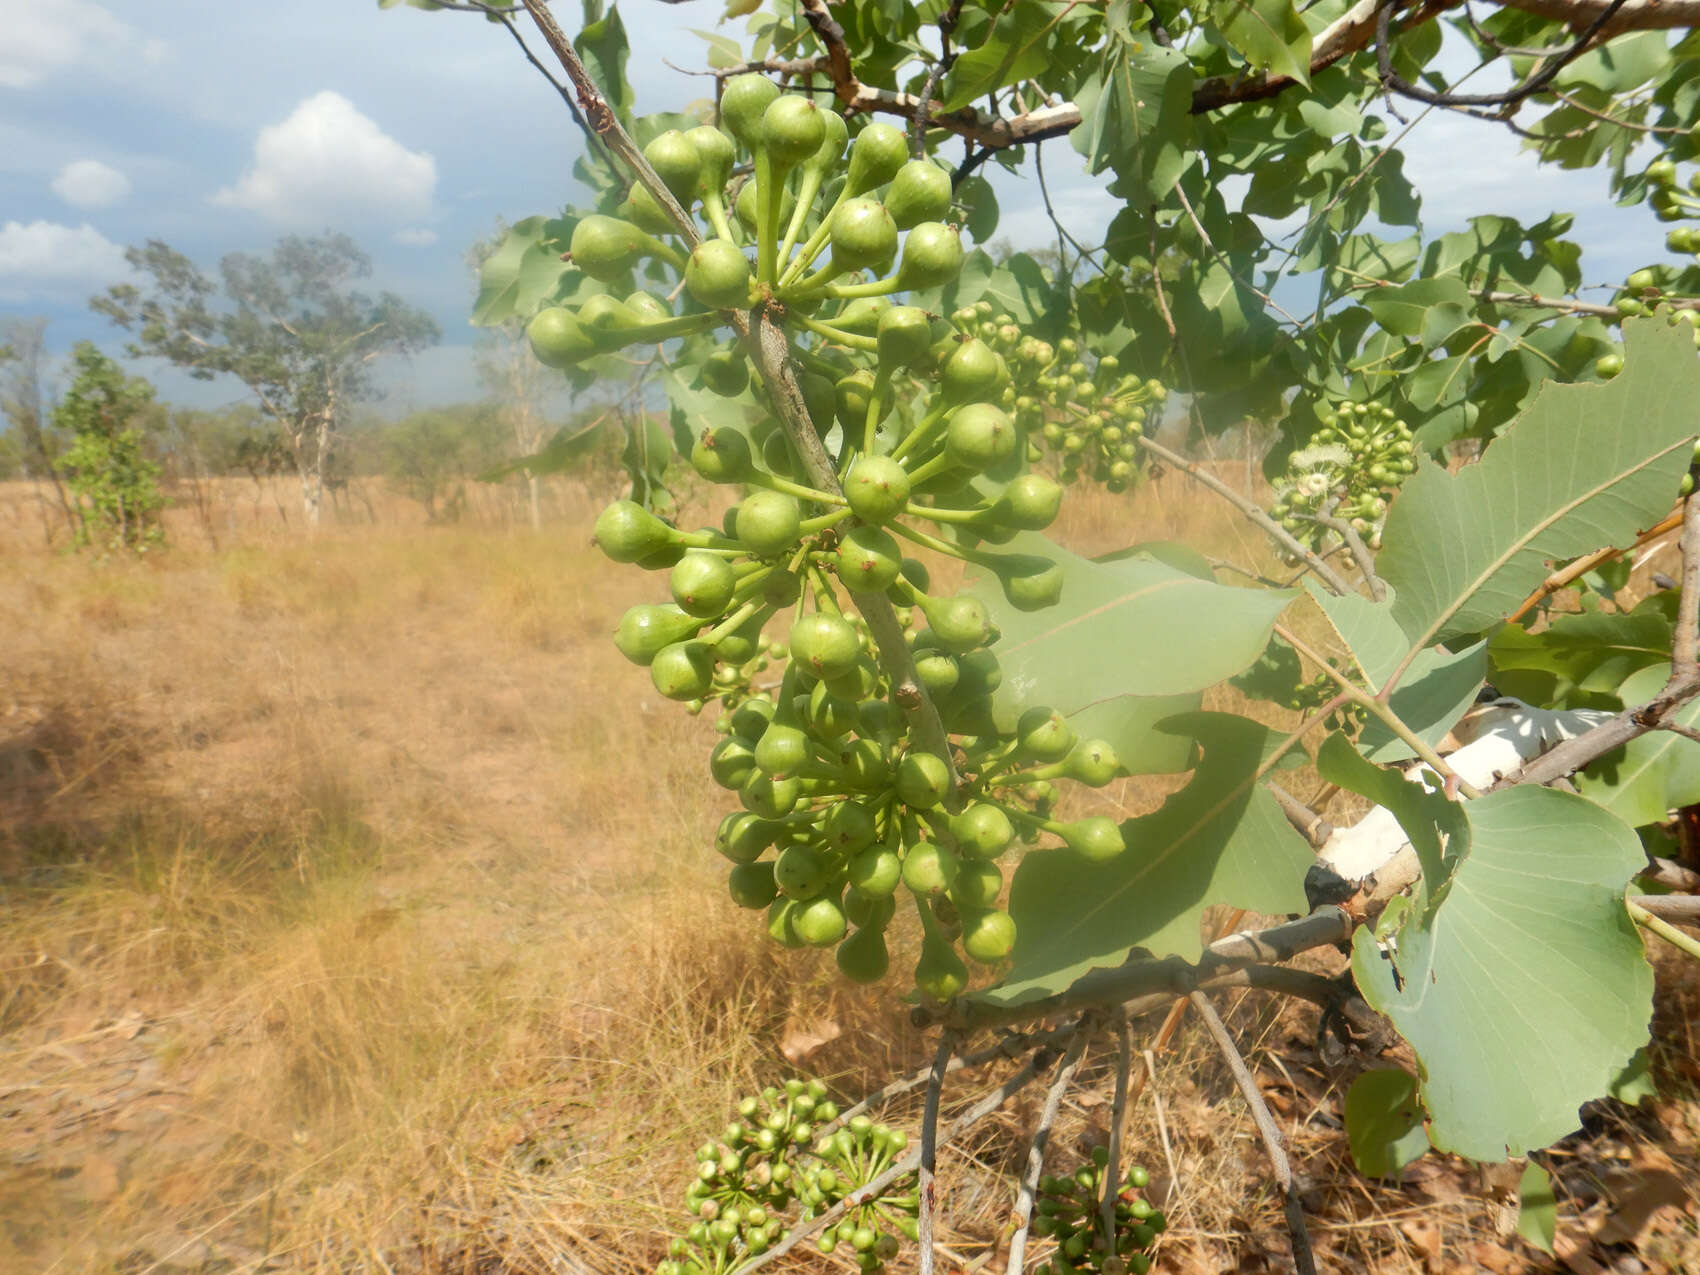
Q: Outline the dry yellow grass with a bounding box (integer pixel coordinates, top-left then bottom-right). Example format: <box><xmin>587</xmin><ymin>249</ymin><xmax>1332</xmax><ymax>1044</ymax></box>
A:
<box><xmin>1</xmin><ymin>468</ymin><xmax>1693</xmax><ymax>1275</ymax></box>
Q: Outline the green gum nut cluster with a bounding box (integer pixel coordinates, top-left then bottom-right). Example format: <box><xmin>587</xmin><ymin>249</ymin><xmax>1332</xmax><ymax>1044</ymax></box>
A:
<box><xmin>1032</xmin><ymin>1152</ymin><xmax>1167</xmax><ymax>1274</ymax></box>
<box><xmin>566</xmin><ymin>77</ymin><xmax>1138</xmax><ymax>1002</ymax></box>
<box><xmin>1270</xmin><ymin>401</ymin><xmax>1416</xmax><ymax>556</ymax></box>
<box><xmin>656</xmin><ymin>1079</ymin><xmax>920</xmax><ymax>1275</ymax></box>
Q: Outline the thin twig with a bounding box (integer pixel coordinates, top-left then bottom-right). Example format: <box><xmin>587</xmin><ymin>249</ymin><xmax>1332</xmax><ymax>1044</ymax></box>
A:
<box><xmin>1629</xmin><ymin>898</ymin><xmax>1700</xmax><ymax>961</ymax></box>
<box><xmin>1100</xmin><ymin>1014</ymin><xmax>1134</xmax><ymax>1253</ymax></box>
<box><xmin>911</xmin><ymin>0</ymin><xmax>966</xmax><ymax>157</ymax></box>
<box><xmin>918</xmin><ymin>1033</ymin><xmax>957</xmax><ymax>1275</ymax></box>
<box><xmin>1143</xmin><ymin>1049</ymin><xmax>1178</xmax><ymax>1192</ymax></box>
<box><xmin>1633</xmin><ymin>893</ymin><xmax>1700</xmax><ymax>923</ymax></box>
<box><xmin>1305</xmin><ymin>511</ymin><xmax>1385</xmax><ymax>600</ymax></box>
<box><xmin>1269</xmin><ymin>782</ymin><xmax>1334</xmax><ymax>848</ymax></box>
<box><xmin>1132</xmin><ymin>434</ymin><xmax>1353</xmax><ymax>596</ymax></box>
<box><xmin>1190</xmin><ymin>993</ymin><xmax>1316</xmax><ymax>1275</ymax></box>
<box><xmin>936</xmin><ymin>908</ymin><xmax>1356</xmax><ymax>1033</ymax></box>
<box><xmin>1005</xmin><ymin>1030</ymin><xmax>1089</xmax><ymax>1275</ymax></box>
<box><xmin>1506</xmin><ymin>508</ymin><xmax>1683</xmax><ymax>622</ymax></box>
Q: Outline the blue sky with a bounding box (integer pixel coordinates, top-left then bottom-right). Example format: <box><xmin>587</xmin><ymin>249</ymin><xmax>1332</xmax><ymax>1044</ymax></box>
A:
<box><xmin>0</xmin><ymin>0</ymin><xmax>1655</xmax><ymax>416</ymax></box>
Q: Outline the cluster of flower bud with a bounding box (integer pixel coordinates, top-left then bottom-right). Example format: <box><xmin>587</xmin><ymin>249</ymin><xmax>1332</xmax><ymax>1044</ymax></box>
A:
<box><xmin>1270</xmin><ymin>402</ymin><xmax>1416</xmax><ymax>555</ymax></box>
<box><xmin>656</xmin><ymin>1080</ymin><xmax>917</xmax><ymax>1275</ymax></box>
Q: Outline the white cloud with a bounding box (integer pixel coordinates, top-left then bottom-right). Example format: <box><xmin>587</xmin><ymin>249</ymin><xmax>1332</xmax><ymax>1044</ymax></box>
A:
<box><xmin>0</xmin><ymin>220</ymin><xmax>130</xmax><ymax>296</ymax></box>
<box><xmin>51</xmin><ymin>158</ymin><xmax>131</xmax><ymax>208</ymax></box>
<box><xmin>212</xmin><ymin>90</ymin><xmax>436</xmax><ymax>227</ymax></box>
<box><xmin>394</xmin><ymin>227</ymin><xmax>439</xmax><ymax>247</ymax></box>
<box><xmin>0</xmin><ymin>0</ymin><xmax>136</xmax><ymax>89</ymax></box>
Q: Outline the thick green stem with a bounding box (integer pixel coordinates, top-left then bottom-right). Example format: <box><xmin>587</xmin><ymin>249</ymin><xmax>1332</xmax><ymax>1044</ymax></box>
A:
<box><xmin>1629</xmin><ymin>898</ymin><xmax>1700</xmax><ymax>962</ymax></box>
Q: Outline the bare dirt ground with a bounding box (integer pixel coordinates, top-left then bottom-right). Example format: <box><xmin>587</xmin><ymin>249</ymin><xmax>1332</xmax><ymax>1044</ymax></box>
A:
<box><xmin>0</xmin><ymin>473</ymin><xmax>1694</xmax><ymax>1274</ymax></box>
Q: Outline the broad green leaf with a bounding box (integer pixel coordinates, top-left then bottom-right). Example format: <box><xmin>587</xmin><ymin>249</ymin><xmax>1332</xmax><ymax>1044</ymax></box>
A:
<box><xmin>973</xmin><ymin>533</ymin><xmax>1295</xmax><ymax>702</ymax></box>
<box><xmin>575</xmin><ymin>5</ymin><xmax>632</xmax><ymax>124</ymax></box>
<box><xmin>1362</xmin><ymin>277</ymin><xmax>1473</xmax><ymax>341</ymax></box>
<box><xmin>1072</xmin><ymin>40</ymin><xmax>1194</xmax><ymax>198</ymax></box>
<box><xmin>1380</xmin><ymin>318</ymin><xmax>1700</xmax><ymax>652</ymax></box>
<box><xmin>985</xmin><ymin>713</ymin><xmax>1314</xmax><ymax>1005</ymax></box>
<box><xmin>1214</xmin><ymin>0</ymin><xmax>1313</xmax><ymax>87</ymax></box>
<box><xmin>1307</xmin><ymin>583</ymin><xmax>1487</xmax><ymax>762</ymax></box>
<box><xmin>1352</xmin><ymin>786</ymin><xmax>1654</xmax><ymax>1159</ymax></box>
<box><xmin>1489</xmin><ymin>593</ymin><xmax>1674</xmax><ymax>705</ymax></box>
<box><xmin>1576</xmin><ymin>662</ymin><xmax>1700</xmax><ymax>826</ymax></box>
<box><xmin>1317</xmin><ymin>731</ymin><xmax>1466</xmax><ymax>893</ymax></box>
<box><xmin>1517</xmin><ymin>1162</ymin><xmax>1557</xmax><ymax>1254</ymax></box>
<box><xmin>1344</xmin><ymin>1069</ymin><xmax>1429</xmax><ymax>1180</ymax></box>
<box><xmin>940</xmin><ymin>1</ymin><xmax>1061</xmax><ymax>113</ymax></box>
<box><xmin>472</xmin><ymin>216</ymin><xmax>576</xmax><ymax>327</ymax></box>
<box><xmin>1610</xmin><ymin>1048</ymin><xmax>1657</xmax><ymax>1104</ymax></box>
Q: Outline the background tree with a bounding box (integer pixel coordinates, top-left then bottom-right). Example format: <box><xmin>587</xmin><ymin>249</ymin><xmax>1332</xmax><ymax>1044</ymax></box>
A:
<box><xmin>468</xmin><ymin>221</ymin><xmax>559</xmax><ymax>529</ymax></box>
<box><xmin>92</xmin><ymin>233</ymin><xmax>440</xmax><ymax>530</ymax></box>
<box><xmin>0</xmin><ymin>317</ymin><xmax>77</xmax><ymax>542</ymax></box>
<box><xmin>54</xmin><ymin>342</ymin><xmax>164</xmax><ymax>552</ymax></box>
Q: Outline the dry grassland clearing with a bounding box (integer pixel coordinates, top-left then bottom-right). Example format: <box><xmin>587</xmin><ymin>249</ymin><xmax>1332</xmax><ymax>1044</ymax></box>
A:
<box><xmin>0</xmin><ymin>467</ymin><xmax>1694</xmax><ymax>1275</ymax></box>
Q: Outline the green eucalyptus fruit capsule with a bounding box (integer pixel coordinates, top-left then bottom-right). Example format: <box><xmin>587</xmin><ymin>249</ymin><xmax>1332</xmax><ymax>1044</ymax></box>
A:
<box><xmin>896</xmin><ymin>749</ymin><xmax>952</xmax><ymax>808</ymax></box>
<box><xmin>761</xmin><ymin>94</ymin><xmax>827</xmax><ymax>168</ymax></box>
<box><xmin>698</xmin><ymin>349</ymin><xmax>750</xmax><ymax>399</ymax></box>
<box><xmin>762</xmin><ymin>566</ymin><xmax>802</xmax><ymax>605</ymax></box>
<box><xmin>755</xmin><ymin>721</ymin><xmax>812</xmax><ymax>776</ymax></box>
<box><xmin>792</xmin><ymin>894</ymin><xmax>848</xmax><ymax>947</ymax></box>
<box><xmin>902</xmin><ymin>840</ymin><xmax>958</xmax><ymax>895</ymax></box>
<box><xmin>846</xmin><ymin>121</ymin><xmax>910</xmax><ymax>195</ymax></box>
<box><xmin>670</xmin><ymin>551</ymin><xmax>737</xmax><ymax>617</ymax></box>
<box><xmin>766</xmin><ymin>896</ymin><xmax>804</xmax><ymax>947</ymax></box>
<box><xmin>997</xmin><ymin>555</ymin><xmax>1065</xmax><ymax>611</ymax></box>
<box><xmin>804</xmin><ymin>681</ymin><xmax>857</xmax><ymax>739</ymax></box>
<box><xmin>618</xmin><ymin>183</ymin><xmax>674</xmax><ymax>234</ymax></box>
<box><xmin>614</xmin><ymin>603</ymin><xmax>701</xmax><ymax>665</ymax></box>
<box><xmin>734</xmin><ymin>490</ymin><xmax>803</xmax><ymax>556</ymax></box>
<box><xmin>848</xmin><ymin>844</ymin><xmax>902</xmax><ymax>897</ymax></box>
<box><xmin>791</xmin><ymin>612</ymin><xmax>862</xmax><ymax>679</ymax></box>
<box><xmin>644</xmin><ymin>129</ymin><xmax>702</xmax><ymax>204</ymax></box>
<box><xmin>685</xmin><ymin>124</ymin><xmax>736</xmax><ymax>191</ymax></box>
<box><xmin>920</xmin><ymin>594</ymin><xmax>993</xmax><ymax>654</ymax></box>
<box><xmin>571</xmin><ymin>215</ymin><xmax>662</xmax><ymax>281</ymax></box>
<box><xmin>805</xmin><ymin>107</ymin><xmax>849</xmax><ymax>176</ymax></box>
<box><xmin>961</xmin><ymin>908</ymin><xmax>1017</xmax><ymax>963</ymax></box>
<box><xmin>884</xmin><ymin>159</ymin><xmax>953</xmax><ymax>230</ymax></box>
<box><xmin>915</xmin><ymin>652</ymin><xmax>959</xmax><ymax>696</ymax></box>
<box><xmin>836</xmin><ymin>923</ymin><xmax>890</xmax><ymax>983</ymax></box>
<box><xmin>729</xmin><ymin>861</ymin><xmax>778</xmax><ymax>909</ymax></box>
<box><xmin>721</xmin><ymin>73</ymin><xmax>781</xmax><ymax>147</ymax></box>
<box><xmin>686</xmin><ymin>239</ymin><xmax>753</xmax><ymax>309</ymax></box>
<box><xmin>895</xmin><ymin>222</ymin><xmax>964</xmax><ymax>290</ymax></box>
<box><xmin>716</xmin><ymin>810</ymin><xmax>775</xmax><ymax>862</ymax></box>
<box><xmin>625</xmin><ymin>290</ymin><xmax>671</xmax><ymax>325</ymax></box>
<box><xmin>1018</xmin><ymin>706</ymin><xmax>1075</xmax><ymax>761</ymax></box>
<box><xmin>843</xmin><ymin>455</ymin><xmax>911</xmax><ymax>523</ymax></box>
<box><xmin>734</xmin><ymin>177</ymin><xmax>796</xmax><ymax>236</ymax></box>
<box><xmin>835</xmin><ymin>524</ymin><xmax>903</xmax><ymax>592</ymax></box>
<box><xmin>999</xmin><ymin>472</ymin><xmax>1064</xmax><ymax>529</ymax></box>
<box><xmin>951</xmin><ymin>862</ymin><xmax>1002</xmax><ymax>915</ymax></box>
<box><xmin>1068</xmin><ymin>739</ymin><xmax>1120</xmax><ymax>786</ymax></box>
<box><xmin>1059</xmin><ymin>816</ymin><xmax>1125</xmax><ymax>861</ymax></box>
<box><xmin>576</xmin><ymin>293</ymin><xmax>643</xmax><ymax>348</ymax></box>
<box><xmin>829</xmin><ymin>198</ymin><xmax>899</xmax><ymax>273</ymax></box>
<box><xmin>941</xmin><ymin>338</ymin><xmax>1003</xmax><ymax>405</ymax></box>
<box><xmin>709</xmin><ymin>737</ymin><xmax>757</xmax><ymax>790</ymax></box>
<box><xmin>594</xmin><ymin>499</ymin><xmax>677</xmax><ymax>563</ymax></box>
<box><xmin>651</xmin><ymin>640</ymin><xmax>716</xmax><ymax>700</ymax></box>
<box><xmin>875</xmin><ymin>304</ymin><xmax>933</xmax><ymax>371</ymax></box>
<box><xmin>690</xmin><ymin>426</ymin><xmax>753</xmax><ymax>482</ymax></box>
<box><xmin>949</xmin><ymin>803</ymin><xmax>1015</xmax><ymax>860</ymax></box>
<box><xmin>822</xmin><ymin>801</ymin><xmax>879</xmax><ymax>854</ymax></box>
<box><xmin>527</xmin><ymin>307</ymin><xmax>597</xmax><ymax>369</ymax></box>
<box><xmin>774</xmin><ymin>843</ymin><xmax>831</xmax><ymax>899</ymax></box>
<box><xmin>915</xmin><ymin>930</ymin><xmax>969</xmax><ymax>1000</ymax></box>
<box><xmin>946</xmin><ymin>402</ymin><xmax>1018</xmax><ymax>468</ymax></box>
<box><xmin>833</xmin><ymin>370</ymin><xmax>875</xmax><ymax>431</ymax></box>
<box><xmin>741</xmin><ymin>770</ymin><xmax>801</xmax><ymax>819</ymax></box>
